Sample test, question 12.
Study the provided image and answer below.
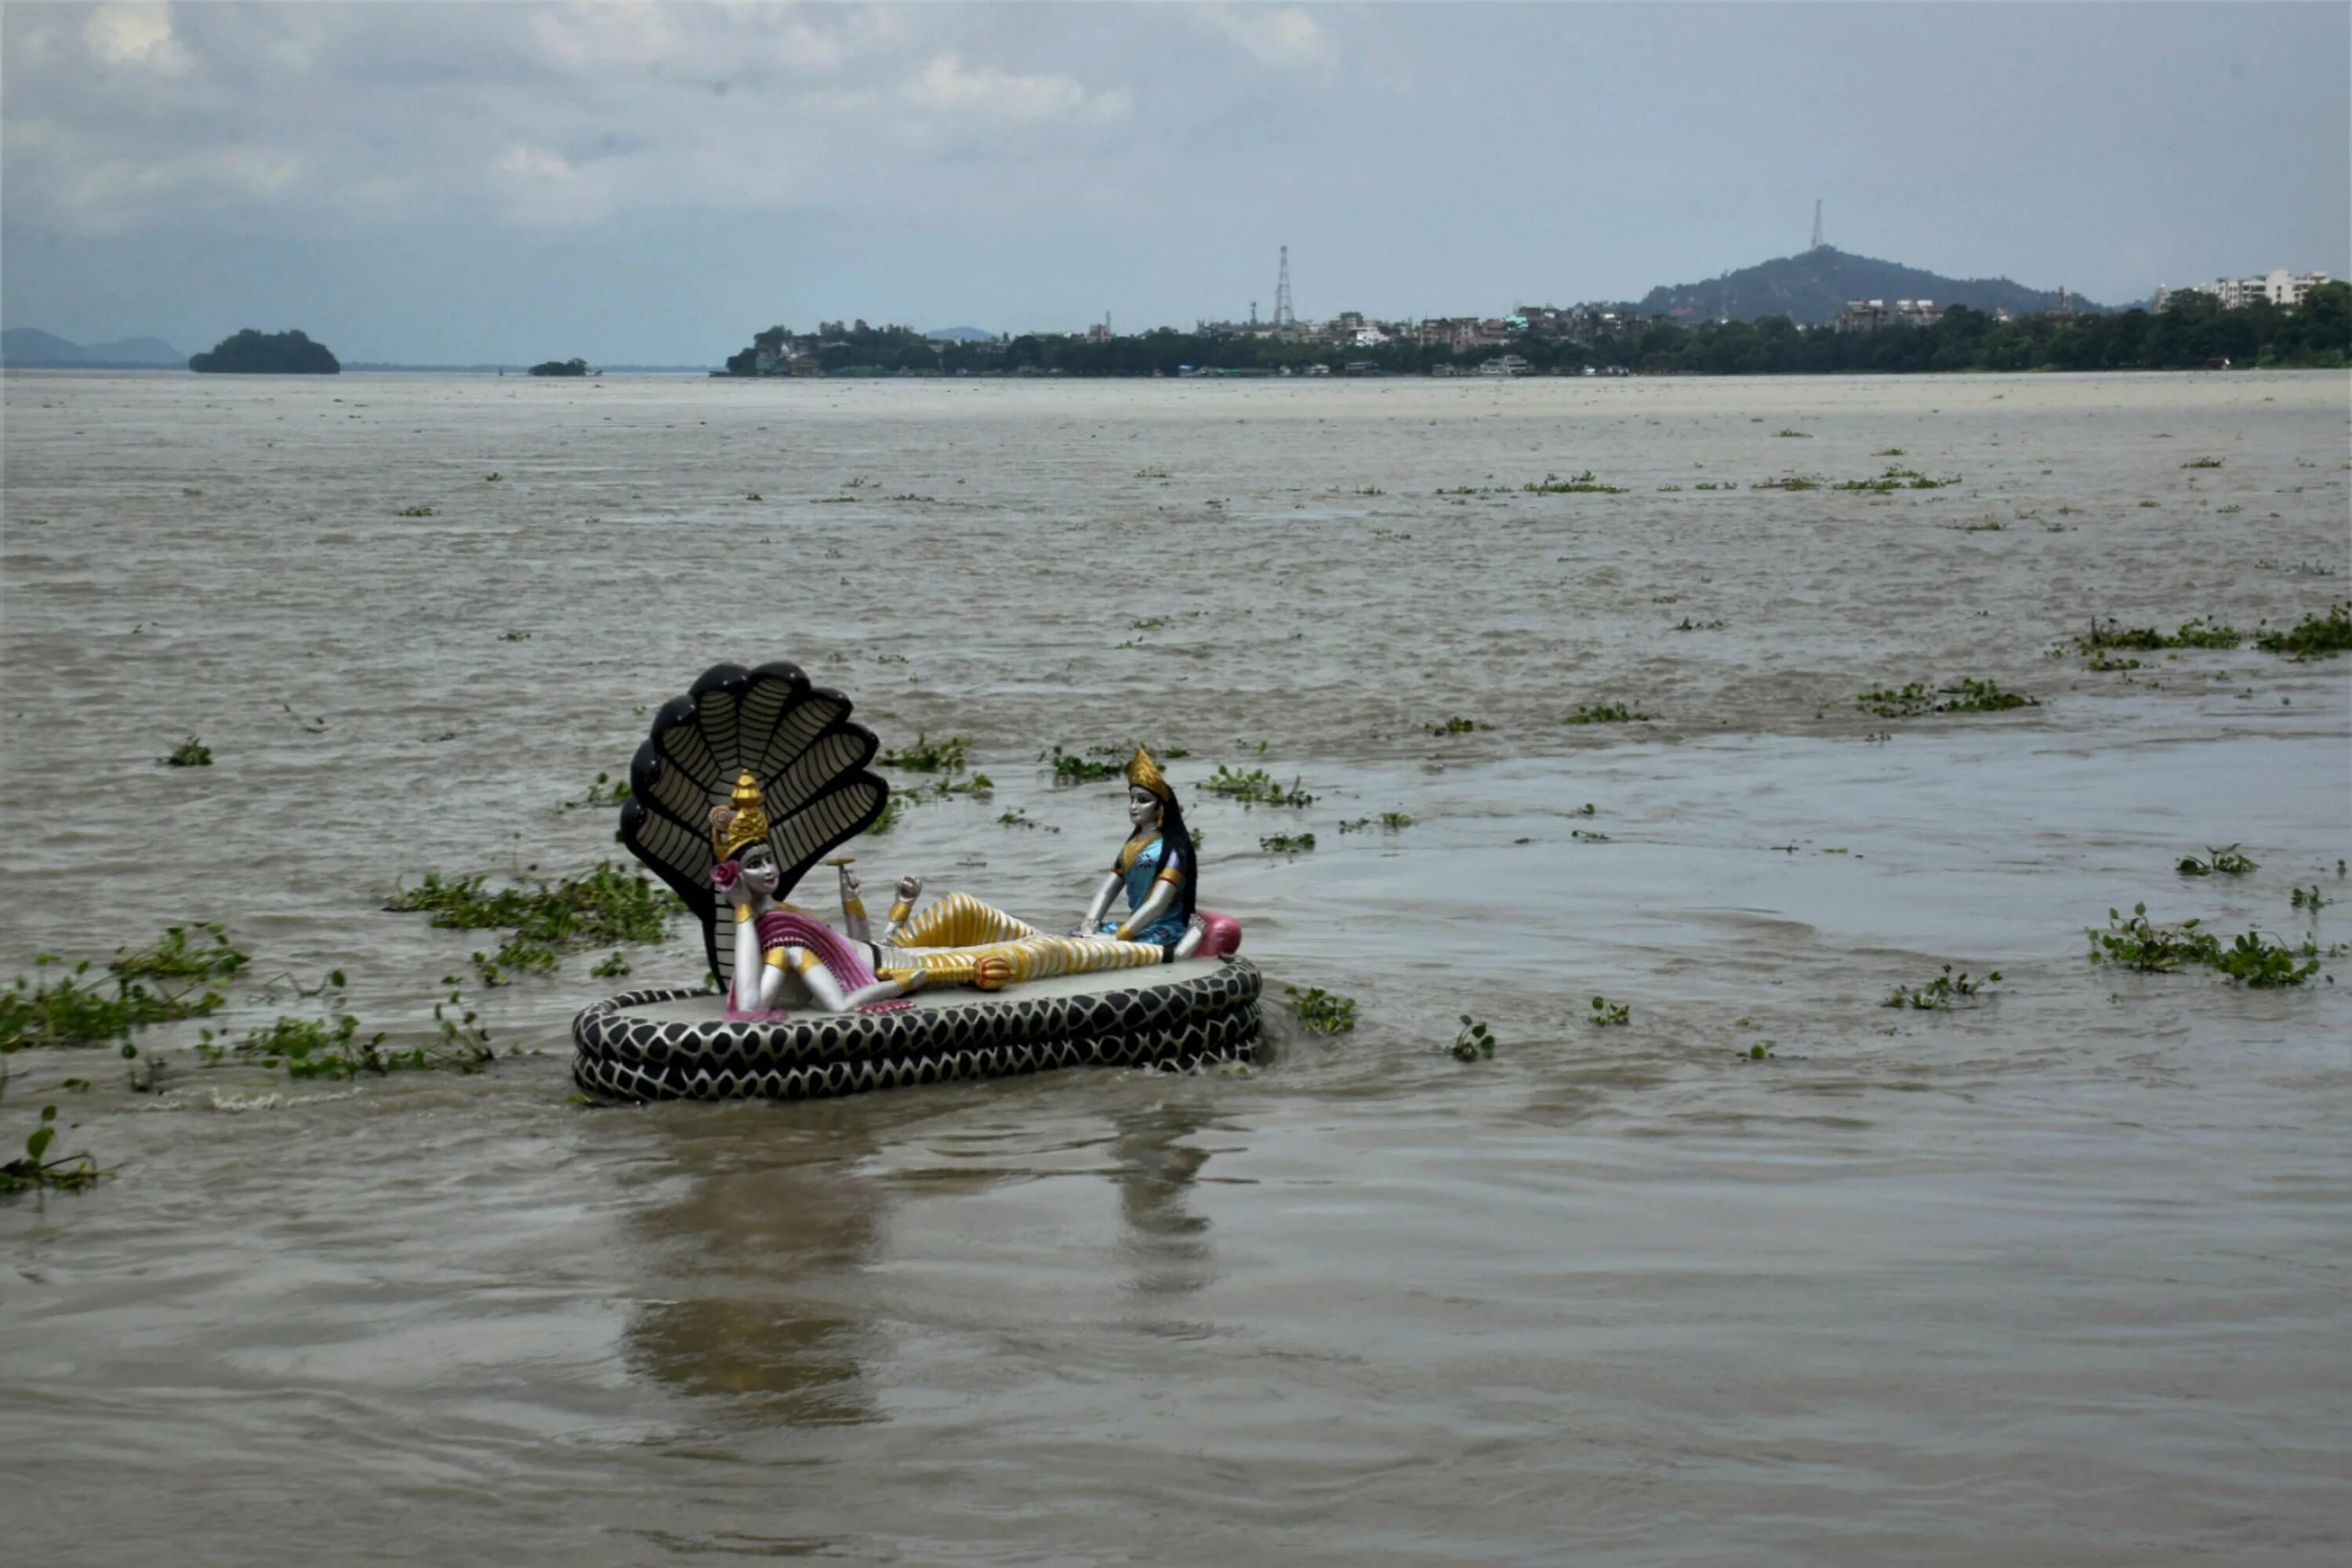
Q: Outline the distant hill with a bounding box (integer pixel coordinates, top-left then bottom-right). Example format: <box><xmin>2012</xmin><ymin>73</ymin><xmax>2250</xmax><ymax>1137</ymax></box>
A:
<box><xmin>2</xmin><ymin>327</ymin><xmax>184</xmax><ymax>365</ymax></box>
<box><xmin>1638</xmin><ymin>248</ymin><xmax>2108</xmax><ymax>325</ymax></box>
<box><xmin>926</xmin><ymin>326</ymin><xmax>996</xmax><ymax>342</ymax></box>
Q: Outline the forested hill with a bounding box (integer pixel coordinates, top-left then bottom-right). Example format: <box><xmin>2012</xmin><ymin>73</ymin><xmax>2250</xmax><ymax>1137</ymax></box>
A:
<box><xmin>1639</xmin><ymin>248</ymin><xmax>2108</xmax><ymax>325</ymax></box>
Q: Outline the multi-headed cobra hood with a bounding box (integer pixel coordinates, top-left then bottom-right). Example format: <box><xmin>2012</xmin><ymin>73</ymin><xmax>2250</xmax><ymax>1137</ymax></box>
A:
<box><xmin>617</xmin><ymin>661</ymin><xmax>888</xmax><ymax>987</ymax></box>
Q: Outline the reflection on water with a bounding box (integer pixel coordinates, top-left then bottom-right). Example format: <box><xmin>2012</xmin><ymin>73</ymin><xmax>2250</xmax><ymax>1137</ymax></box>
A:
<box><xmin>1109</xmin><ymin>1102</ymin><xmax>1217</xmax><ymax>1300</ymax></box>
<box><xmin>615</xmin><ymin>1109</ymin><xmax>896</xmax><ymax>1425</ymax></box>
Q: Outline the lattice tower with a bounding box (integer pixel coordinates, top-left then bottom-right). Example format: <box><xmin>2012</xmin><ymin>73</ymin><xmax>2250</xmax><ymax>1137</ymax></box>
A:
<box><xmin>1272</xmin><ymin>245</ymin><xmax>1295</xmax><ymax>329</ymax></box>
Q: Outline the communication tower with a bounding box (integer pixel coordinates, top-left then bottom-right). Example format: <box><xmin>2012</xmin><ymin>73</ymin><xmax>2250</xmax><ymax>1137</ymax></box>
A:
<box><xmin>1272</xmin><ymin>245</ymin><xmax>1296</xmax><ymax>330</ymax></box>
<box><xmin>1811</xmin><ymin>200</ymin><xmax>1825</xmax><ymax>252</ymax></box>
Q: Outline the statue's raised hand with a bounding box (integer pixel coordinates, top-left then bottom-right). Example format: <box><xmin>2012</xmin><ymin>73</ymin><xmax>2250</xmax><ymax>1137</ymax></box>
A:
<box><xmin>838</xmin><ymin>865</ymin><xmax>862</xmax><ymax>902</ymax></box>
<box><xmin>896</xmin><ymin>876</ymin><xmax>923</xmax><ymax>903</ymax></box>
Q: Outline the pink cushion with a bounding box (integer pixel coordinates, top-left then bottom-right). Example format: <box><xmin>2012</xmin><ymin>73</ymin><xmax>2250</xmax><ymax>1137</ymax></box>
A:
<box><xmin>1196</xmin><ymin>911</ymin><xmax>1243</xmax><ymax>956</ymax></box>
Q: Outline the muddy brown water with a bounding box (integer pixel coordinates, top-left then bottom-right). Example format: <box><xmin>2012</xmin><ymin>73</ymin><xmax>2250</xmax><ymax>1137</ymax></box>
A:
<box><xmin>4</xmin><ymin>370</ymin><xmax>2348</xmax><ymax>1565</ymax></box>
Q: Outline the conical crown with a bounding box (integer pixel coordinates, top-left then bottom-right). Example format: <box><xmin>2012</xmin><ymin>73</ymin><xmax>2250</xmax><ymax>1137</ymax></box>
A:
<box><xmin>1125</xmin><ymin>746</ymin><xmax>1173</xmax><ymax>803</ymax></box>
<box><xmin>710</xmin><ymin>770</ymin><xmax>772</xmax><ymax>862</ymax></box>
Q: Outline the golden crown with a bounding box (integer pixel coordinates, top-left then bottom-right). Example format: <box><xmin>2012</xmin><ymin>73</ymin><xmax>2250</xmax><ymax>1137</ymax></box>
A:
<box><xmin>1125</xmin><ymin>746</ymin><xmax>1173</xmax><ymax>803</ymax></box>
<box><xmin>709</xmin><ymin>770</ymin><xmax>772</xmax><ymax>862</ymax></box>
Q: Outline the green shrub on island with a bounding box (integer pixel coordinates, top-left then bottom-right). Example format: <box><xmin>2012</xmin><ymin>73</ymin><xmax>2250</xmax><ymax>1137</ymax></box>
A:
<box><xmin>715</xmin><ymin>281</ymin><xmax>2349</xmax><ymax>379</ymax></box>
<box><xmin>528</xmin><ymin>358</ymin><xmax>590</xmax><ymax>377</ymax></box>
<box><xmin>188</xmin><ymin>328</ymin><xmax>339</xmax><ymax>374</ymax></box>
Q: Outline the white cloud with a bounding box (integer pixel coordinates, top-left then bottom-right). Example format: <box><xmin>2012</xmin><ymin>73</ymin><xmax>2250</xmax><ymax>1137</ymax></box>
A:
<box><xmin>1196</xmin><ymin>5</ymin><xmax>1333</xmax><ymax>71</ymax></box>
<box><xmin>902</xmin><ymin>54</ymin><xmax>1129</xmax><ymax>126</ymax></box>
<box><xmin>5</xmin><ymin>2</ymin><xmax>1148</xmax><ymax>237</ymax></box>
<box><xmin>83</xmin><ymin>2</ymin><xmax>192</xmax><ymax>76</ymax></box>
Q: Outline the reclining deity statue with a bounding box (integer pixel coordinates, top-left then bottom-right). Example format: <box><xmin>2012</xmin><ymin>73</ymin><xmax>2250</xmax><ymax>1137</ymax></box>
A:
<box><xmin>706</xmin><ymin>748</ymin><xmax>1211</xmax><ymax>1018</ymax></box>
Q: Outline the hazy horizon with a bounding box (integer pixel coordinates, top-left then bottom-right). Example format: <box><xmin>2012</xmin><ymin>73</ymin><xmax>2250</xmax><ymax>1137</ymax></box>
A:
<box><xmin>5</xmin><ymin>2</ymin><xmax>2347</xmax><ymax>364</ymax></box>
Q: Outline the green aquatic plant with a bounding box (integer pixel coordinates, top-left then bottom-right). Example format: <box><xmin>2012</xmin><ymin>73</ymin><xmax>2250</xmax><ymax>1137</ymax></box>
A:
<box><xmin>880</xmin><ymin>733</ymin><xmax>971</xmax><ymax>772</ymax></box>
<box><xmin>1380</xmin><ymin>811</ymin><xmax>1413</xmax><ymax>831</ymax></box>
<box><xmin>1450</xmin><ymin>1014</ymin><xmax>1497</xmax><ymax>1061</ymax></box>
<box><xmin>1259</xmin><ymin>831</ymin><xmax>1316</xmax><ymax>855</ymax></box>
<box><xmin>0</xmin><ymin>1102</ymin><xmax>103</xmax><ymax>1196</ymax></box>
<box><xmin>1672</xmin><ymin>617</ymin><xmax>1728</xmax><ymax>631</ymax></box>
<box><xmin>2178</xmin><ymin>844</ymin><xmax>2257</xmax><ymax>877</ymax></box>
<box><xmin>1203</xmin><ymin>766</ymin><xmax>1315</xmax><ymax>807</ymax></box>
<box><xmin>220</xmin><ymin>974</ymin><xmax>496</xmax><ymax>1079</ymax></box>
<box><xmin>922</xmin><ymin>773</ymin><xmax>994</xmax><ymax>799</ymax></box>
<box><xmin>2208</xmin><ymin>932</ymin><xmax>2321</xmax><ymax>989</ymax></box>
<box><xmin>1285</xmin><ymin>985</ymin><xmax>1357</xmax><ymax>1035</ymax></box>
<box><xmin>1426</xmin><ymin>716</ymin><xmax>1490</xmax><ymax>735</ymax></box>
<box><xmin>2072</xmin><ymin>617</ymin><xmax>2241</xmax><ymax>653</ymax></box>
<box><xmin>2254</xmin><ymin>603</ymin><xmax>2351</xmax><ymax>659</ymax></box>
<box><xmin>394</xmin><ymin>505</ymin><xmax>437</xmax><ymax>517</ymax></box>
<box><xmin>0</xmin><ymin>924</ymin><xmax>249</xmax><ymax>1051</ymax></box>
<box><xmin>1775</xmin><ymin>428</ymin><xmax>1810</xmax><ymax>438</ymax></box>
<box><xmin>1831</xmin><ymin>466</ymin><xmax>1960</xmax><ymax>492</ymax></box>
<box><xmin>165</xmin><ymin>735</ymin><xmax>212</xmax><ymax>767</ymax></box>
<box><xmin>559</xmin><ymin>771</ymin><xmax>631</xmax><ymax>811</ymax></box>
<box><xmin>2181</xmin><ymin>457</ymin><xmax>2223</xmax><ymax>469</ymax></box>
<box><xmin>1043</xmin><ymin>746</ymin><xmax>1120</xmax><ymax>784</ymax></box>
<box><xmin>1589</xmin><ymin>996</ymin><xmax>1631</xmax><ymax>1027</ymax></box>
<box><xmin>1523</xmin><ymin>470</ymin><xmax>1627</xmax><ymax>495</ymax></box>
<box><xmin>2291</xmin><ymin>884</ymin><xmax>2333</xmax><ymax>912</ymax></box>
<box><xmin>387</xmin><ymin>864</ymin><xmax>681</xmax><ymax>987</ymax></box>
<box><xmin>1751</xmin><ymin>475</ymin><xmax>1820</xmax><ymax>491</ymax></box>
<box><xmin>590</xmin><ymin>952</ymin><xmax>632</xmax><ymax>979</ymax></box>
<box><xmin>2085</xmin><ymin>905</ymin><xmax>2217</xmax><ymax>973</ymax></box>
<box><xmin>1563</xmin><ymin>702</ymin><xmax>1653</xmax><ymax>725</ymax></box>
<box><xmin>864</xmin><ymin>793</ymin><xmax>908</xmax><ymax>836</ymax></box>
<box><xmin>1883</xmin><ymin>964</ymin><xmax>2003</xmax><ymax>1011</ymax></box>
<box><xmin>1857</xmin><ymin>679</ymin><xmax>2038</xmax><ymax>718</ymax></box>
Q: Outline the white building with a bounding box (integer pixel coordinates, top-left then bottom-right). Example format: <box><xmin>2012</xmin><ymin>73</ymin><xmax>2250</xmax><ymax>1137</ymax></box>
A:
<box><xmin>2155</xmin><ymin>269</ymin><xmax>2334</xmax><ymax>313</ymax></box>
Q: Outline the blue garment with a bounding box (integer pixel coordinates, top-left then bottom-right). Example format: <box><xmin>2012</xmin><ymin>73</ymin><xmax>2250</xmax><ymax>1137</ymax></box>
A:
<box><xmin>1104</xmin><ymin>835</ymin><xmax>1187</xmax><ymax>949</ymax></box>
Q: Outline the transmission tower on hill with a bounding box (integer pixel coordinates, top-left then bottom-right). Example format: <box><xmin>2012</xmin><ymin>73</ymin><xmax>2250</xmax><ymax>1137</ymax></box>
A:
<box><xmin>1272</xmin><ymin>245</ymin><xmax>1296</xmax><ymax>329</ymax></box>
<box><xmin>1811</xmin><ymin>200</ymin><xmax>1825</xmax><ymax>251</ymax></box>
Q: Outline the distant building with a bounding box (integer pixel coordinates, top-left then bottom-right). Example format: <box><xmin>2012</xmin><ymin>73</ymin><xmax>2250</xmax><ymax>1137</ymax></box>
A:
<box><xmin>1477</xmin><ymin>354</ymin><xmax>1531</xmax><ymax>377</ymax></box>
<box><xmin>1835</xmin><ymin>298</ymin><xmax>1943</xmax><ymax>333</ymax></box>
<box><xmin>2154</xmin><ymin>268</ymin><xmax>2333</xmax><ymax>313</ymax></box>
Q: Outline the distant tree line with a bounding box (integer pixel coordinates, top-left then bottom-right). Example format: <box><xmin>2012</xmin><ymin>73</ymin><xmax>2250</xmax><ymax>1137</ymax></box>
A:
<box><xmin>529</xmin><ymin>358</ymin><xmax>590</xmax><ymax>376</ymax></box>
<box><xmin>722</xmin><ymin>283</ymin><xmax>2348</xmax><ymax>379</ymax></box>
<box><xmin>189</xmin><ymin>328</ymin><xmax>340</xmax><ymax>374</ymax></box>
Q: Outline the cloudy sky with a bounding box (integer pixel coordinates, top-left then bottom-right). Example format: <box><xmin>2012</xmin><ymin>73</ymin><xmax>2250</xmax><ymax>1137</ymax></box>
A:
<box><xmin>5</xmin><ymin>2</ymin><xmax>2346</xmax><ymax>363</ymax></box>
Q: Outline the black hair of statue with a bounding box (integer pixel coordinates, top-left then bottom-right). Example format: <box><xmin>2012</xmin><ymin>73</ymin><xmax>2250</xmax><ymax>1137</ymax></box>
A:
<box><xmin>1155</xmin><ymin>789</ymin><xmax>1200</xmax><ymax>927</ymax></box>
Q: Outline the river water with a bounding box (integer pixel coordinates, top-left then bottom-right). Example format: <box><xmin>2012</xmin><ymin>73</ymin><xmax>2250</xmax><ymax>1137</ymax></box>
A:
<box><xmin>3</xmin><ymin>369</ymin><xmax>2348</xmax><ymax>1564</ymax></box>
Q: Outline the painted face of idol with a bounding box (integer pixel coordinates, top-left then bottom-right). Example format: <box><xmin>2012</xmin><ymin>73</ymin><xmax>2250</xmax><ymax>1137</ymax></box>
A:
<box><xmin>1127</xmin><ymin>785</ymin><xmax>1162</xmax><ymax>832</ymax></box>
<box><xmin>737</xmin><ymin>843</ymin><xmax>782</xmax><ymax>898</ymax></box>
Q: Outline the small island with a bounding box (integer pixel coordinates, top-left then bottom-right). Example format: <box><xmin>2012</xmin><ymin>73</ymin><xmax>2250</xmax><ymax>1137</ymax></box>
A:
<box><xmin>188</xmin><ymin>328</ymin><xmax>340</xmax><ymax>375</ymax></box>
<box><xmin>528</xmin><ymin>358</ymin><xmax>591</xmax><ymax>377</ymax></box>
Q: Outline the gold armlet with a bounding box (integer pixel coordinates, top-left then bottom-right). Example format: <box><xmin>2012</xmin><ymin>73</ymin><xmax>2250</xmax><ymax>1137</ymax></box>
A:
<box><xmin>887</xmin><ymin>900</ymin><xmax>912</xmax><ymax>924</ymax></box>
<box><xmin>733</xmin><ymin>905</ymin><xmax>756</xmax><ymax>924</ymax></box>
<box><xmin>843</xmin><ymin>898</ymin><xmax>867</xmax><ymax>917</ymax></box>
<box><xmin>1154</xmin><ymin>868</ymin><xmax>1185</xmax><ymax>887</ymax></box>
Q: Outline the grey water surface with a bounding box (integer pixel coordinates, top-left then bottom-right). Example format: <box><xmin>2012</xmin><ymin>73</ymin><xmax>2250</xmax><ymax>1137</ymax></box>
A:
<box><xmin>3</xmin><ymin>370</ymin><xmax>2349</xmax><ymax>1565</ymax></box>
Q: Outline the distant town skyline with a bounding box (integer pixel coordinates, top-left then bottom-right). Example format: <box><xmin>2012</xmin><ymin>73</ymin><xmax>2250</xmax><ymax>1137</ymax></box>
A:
<box><xmin>5</xmin><ymin>2</ymin><xmax>2347</xmax><ymax>364</ymax></box>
